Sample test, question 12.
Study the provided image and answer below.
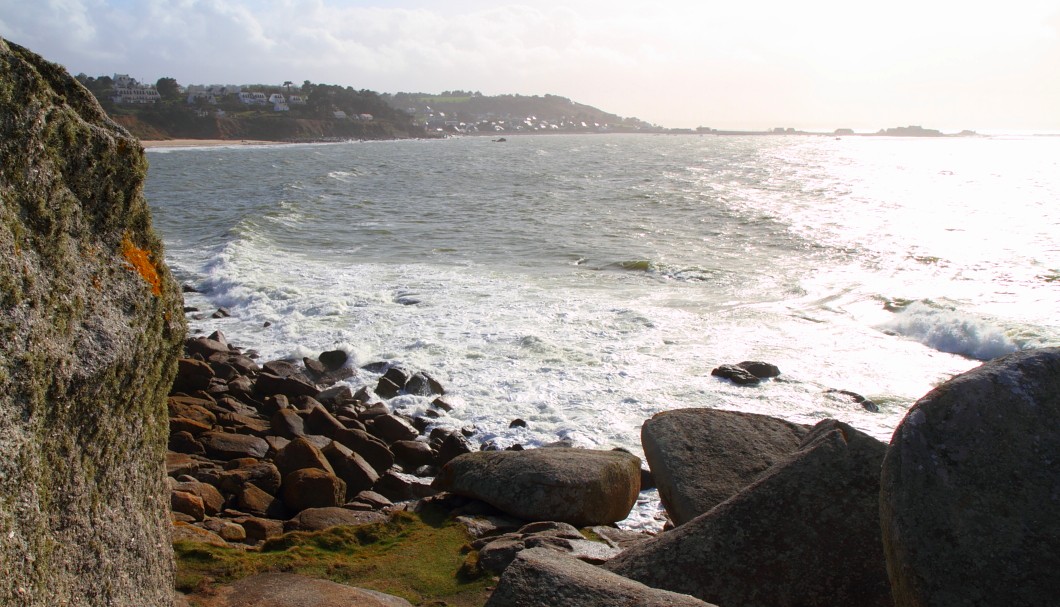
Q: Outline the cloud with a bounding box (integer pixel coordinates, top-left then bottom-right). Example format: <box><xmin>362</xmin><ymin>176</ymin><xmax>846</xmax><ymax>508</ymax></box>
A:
<box><xmin>1</xmin><ymin>0</ymin><xmax>1057</xmax><ymax>128</ymax></box>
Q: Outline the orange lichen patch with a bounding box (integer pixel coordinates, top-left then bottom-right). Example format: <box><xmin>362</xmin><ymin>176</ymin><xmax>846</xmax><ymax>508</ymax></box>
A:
<box><xmin>121</xmin><ymin>234</ymin><xmax>162</xmax><ymax>296</ymax></box>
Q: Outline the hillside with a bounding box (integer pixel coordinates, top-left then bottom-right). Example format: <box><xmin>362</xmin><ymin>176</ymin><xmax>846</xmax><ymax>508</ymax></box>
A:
<box><xmin>385</xmin><ymin>91</ymin><xmax>656</xmax><ymax>133</ymax></box>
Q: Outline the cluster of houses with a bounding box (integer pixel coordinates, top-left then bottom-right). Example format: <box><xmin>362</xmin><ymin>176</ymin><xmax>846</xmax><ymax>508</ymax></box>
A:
<box><xmin>185</xmin><ymin>85</ymin><xmax>306</xmax><ymax>112</ymax></box>
<box><xmin>108</xmin><ymin>75</ymin><xmax>312</xmax><ymax>114</ymax></box>
<box><xmin>110</xmin><ymin>74</ymin><xmax>161</xmax><ymax>104</ymax></box>
<box><xmin>423</xmin><ymin>113</ymin><xmax>610</xmax><ymax>134</ymax></box>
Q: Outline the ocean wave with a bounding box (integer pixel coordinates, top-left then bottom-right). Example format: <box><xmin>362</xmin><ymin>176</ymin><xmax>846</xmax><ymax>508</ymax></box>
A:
<box><xmin>604</xmin><ymin>259</ymin><xmax>719</xmax><ymax>282</ymax></box>
<box><xmin>879</xmin><ymin>300</ymin><xmax>1039</xmax><ymax>361</ymax></box>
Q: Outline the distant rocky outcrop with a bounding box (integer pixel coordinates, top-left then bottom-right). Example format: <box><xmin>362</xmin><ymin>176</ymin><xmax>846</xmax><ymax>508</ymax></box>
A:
<box><xmin>0</xmin><ymin>38</ymin><xmax>185</xmax><ymax>606</ymax></box>
<box><xmin>606</xmin><ymin>419</ymin><xmax>892</xmax><ymax>607</ymax></box>
<box><xmin>642</xmin><ymin>408</ymin><xmax>810</xmax><ymax>525</ymax></box>
<box><xmin>880</xmin><ymin>347</ymin><xmax>1060</xmax><ymax>606</ymax></box>
<box><xmin>432</xmin><ymin>448</ymin><xmax>641</xmax><ymax>526</ymax></box>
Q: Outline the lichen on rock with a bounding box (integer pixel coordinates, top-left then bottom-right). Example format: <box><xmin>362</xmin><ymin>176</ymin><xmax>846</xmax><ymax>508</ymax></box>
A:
<box><xmin>0</xmin><ymin>38</ymin><xmax>185</xmax><ymax>606</ymax></box>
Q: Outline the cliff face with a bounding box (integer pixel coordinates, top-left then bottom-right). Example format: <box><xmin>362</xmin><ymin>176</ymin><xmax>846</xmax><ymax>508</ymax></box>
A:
<box><xmin>0</xmin><ymin>39</ymin><xmax>185</xmax><ymax>606</ymax></box>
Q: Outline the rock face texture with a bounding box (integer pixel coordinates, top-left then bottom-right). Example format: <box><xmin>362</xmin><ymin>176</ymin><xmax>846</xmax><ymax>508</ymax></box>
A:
<box><xmin>0</xmin><ymin>39</ymin><xmax>185</xmax><ymax>606</ymax></box>
<box><xmin>432</xmin><ymin>448</ymin><xmax>641</xmax><ymax>526</ymax></box>
<box><xmin>187</xmin><ymin>573</ymin><xmax>413</xmax><ymax>607</ymax></box>
<box><xmin>485</xmin><ymin>548</ymin><xmax>717</xmax><ymax>607</ymax></box>
<box><xmin>642</xmin><ymin>408</ymin><xmax>810</xmax><ymax>525</ymax></box>
<box><xmin>880</xmin><ymin>347</ymin><xmax>1060</xmax><ymax>607</ymax></box>
<box><xmin>606</xmin><ymin>419</ymin><xmax>892</xmax><ymax>607</ymax></box>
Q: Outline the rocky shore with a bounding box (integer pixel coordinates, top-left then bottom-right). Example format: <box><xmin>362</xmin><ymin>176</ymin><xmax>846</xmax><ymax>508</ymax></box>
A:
<box><xmin>168</xmin><ymin>321</ymin><xmax>1060</xmax><ymax>607</ymax></box>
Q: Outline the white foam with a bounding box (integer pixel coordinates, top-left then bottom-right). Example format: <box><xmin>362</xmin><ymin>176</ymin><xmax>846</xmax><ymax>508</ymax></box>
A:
<box><xmin>880</xmin><ymin>301</ymin><xmax>1021</xmax><ymax>361</ymax></box>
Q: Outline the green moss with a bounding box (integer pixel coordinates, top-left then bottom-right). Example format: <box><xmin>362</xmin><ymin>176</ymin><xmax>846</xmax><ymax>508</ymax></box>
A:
<box><xmin>175</xmin><ymin>509</ymin><xmax>493</xmax><ymax>607</ymax></box>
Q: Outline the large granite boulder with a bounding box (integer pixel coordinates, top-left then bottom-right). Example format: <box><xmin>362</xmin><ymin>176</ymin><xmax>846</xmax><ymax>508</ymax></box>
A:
<box><xmin>606</xmin><ymin>419</ymin><xmax>892</xmax><ymax>607</ymax></box>
<box><xmin>182</xmin><ymin>572</ymin><xmax>412</xmax><ymax>606</ymax></box>
<box><xmin>432</xmin><ymin>448</ymin><xmax>641</xmax><ymax>526</ymax></box>
<box><xmin>0</xmin><ymin>39</ymin><xmax>185</xmax><ymax>606</ymax></box>
<box><xmin>880</xmin><ymin>347</ymin><xmax>1060</xmax><ymax>606</ymax></box>
<box><xmin>485</xmin><ymin>548</ymin><xmax>716</xmax><ymax>607</ymax></box>
<box><xmin>642</xmin><ymin>408</ymin><xmax>810</xmax><ymax>525</ymax></box>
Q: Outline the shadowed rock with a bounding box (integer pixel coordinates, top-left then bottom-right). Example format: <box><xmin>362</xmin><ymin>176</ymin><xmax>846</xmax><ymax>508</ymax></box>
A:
<box><xmin>642</xmin><ymin>408</ymin><xmax>809</xmax><ymax>525</ymax></box>
<box><xmin>485</xmin><ymin>548</ymin><xmax>716</xmax><ymax>607</ymax></box>
<box><xmin>183</xmin><ymin>572</ymin><xmax>412</xmax><ymax>606</ymax></box>
<box><xmin>606</xmin><ymin>419</ymin><xmax>891</xmax><ymax>607</ymax></box>
<box><xmin>880</xmin><ymin>347</ymin><xmax>1060</xmax><ymax>607</ymax></box>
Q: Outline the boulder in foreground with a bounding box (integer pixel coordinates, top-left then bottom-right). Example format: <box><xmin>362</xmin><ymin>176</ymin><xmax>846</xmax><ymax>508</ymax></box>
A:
<box><xmin>880</xmin><ymin>347</ymin><xmax>1060</xmax><ymax>607</ymax></box>
<box><xmin>485</xmin><ymin>547</ymin><xmax>717</xmax><ymax>607</ymax></box>
<box><xmin>0</xmin><ymin>38</ymin><xmax>185</xmax><ymax>606</ymax></box>
<box><xmin>432</xmin><ymin>448</ymin><xmax>641</xmax><ymax>526</ymax></box>
<box><xmin>642</xmin><ymin>408</ymin><xmax>809</xmax><ymax>525</ymax></box>
<box><xmin>185</xmin><ymin>572</ymin><xmax>412</xmax><ymax>606</ymax></box>
<box><xmin>606</xmin><ymin>419</ymin><xmax>892</xmax><ymax>607</ymax></box>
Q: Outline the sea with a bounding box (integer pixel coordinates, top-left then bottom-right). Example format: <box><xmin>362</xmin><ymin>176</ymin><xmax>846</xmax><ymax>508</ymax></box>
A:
<box><xmin>145</xmin><ymin>133</ymin><xmax>1060</xmax><ymax>529</ymax></box>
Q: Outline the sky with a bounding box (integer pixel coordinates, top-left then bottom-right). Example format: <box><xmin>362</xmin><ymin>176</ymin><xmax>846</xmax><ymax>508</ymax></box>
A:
<box><xmin>1</xmin><ymin>0</ymin><xmax>1058</xmax><ymax>131</ymax></box>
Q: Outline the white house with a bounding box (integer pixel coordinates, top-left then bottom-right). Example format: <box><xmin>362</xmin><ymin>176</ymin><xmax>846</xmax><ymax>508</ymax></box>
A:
<box><xmin>238</xmin><ymin>91</ymin><xmax>269</xmax><ymax>105</ymax></box>
<box><xmin>287</xmin><ymin>95</ymin><xmax>307</xmax><ymax>105</ymax></box>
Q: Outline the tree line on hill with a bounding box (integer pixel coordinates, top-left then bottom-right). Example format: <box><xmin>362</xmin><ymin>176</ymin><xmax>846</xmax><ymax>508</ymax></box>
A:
<box><xmin>71</xmin><ymin>73</ymin><xmax>657</xmax><ymax>141</ymax></box>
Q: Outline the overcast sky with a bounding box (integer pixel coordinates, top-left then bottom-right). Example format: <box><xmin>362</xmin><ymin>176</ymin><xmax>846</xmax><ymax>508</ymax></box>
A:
<box><xmin>2</xmin><ymin>0</ymin><xmax>1058</xmax><ymax>131</ymax></box>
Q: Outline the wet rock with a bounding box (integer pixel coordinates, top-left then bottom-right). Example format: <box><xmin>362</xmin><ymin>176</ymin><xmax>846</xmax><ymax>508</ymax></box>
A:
<box><xmin>371</xmin><ymin>413</ymin><xmax>419</xmax><ymax>444</ymax></box>
<box><xmin>374</xmin><ymin>376</ymin><xmax>402</xmax><ymax>399</ymax></box>
<box><xmin>880</xmin><ymin>348</ymin><xmax>1060</xmax><ymax>607</ymax></box>
<box><xmin>391</xmin><ymin>440</ymin><xmax>436</xmax><ymax>468</ymax></box>
<box><xmin>710</xmin><ymin>364</ymin><xmax>761</xmax><ymax>385</ymax></box>
<box><xmin>255</xmin><ymin>372</ymin><xmax>320</xmax><ymax>399</ymax></box>
<box><xmin>736</xmin><ymin>360</ymin><xmax>781</xmax><ymax>378</ymax></box>
<box><xmin>318</xmin><ymin>349</ymin><xmax>349</xmax><ymax>371</ymax></box>
<box><xmin>825</xmin><ymin>388</ymin><xmax>879</xmax><ymax>412</ymax></box>
<box><xmin>436</xmin><ymin>431</ymin><xmax>474</xmax><ymax>466</ymax></box>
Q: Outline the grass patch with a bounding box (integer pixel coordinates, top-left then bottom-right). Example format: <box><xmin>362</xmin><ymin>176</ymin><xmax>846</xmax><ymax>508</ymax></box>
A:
<box><xmin>175</xmin><ymin>508</ymin><xmax>493</xmax><ymax>606</ymax></box>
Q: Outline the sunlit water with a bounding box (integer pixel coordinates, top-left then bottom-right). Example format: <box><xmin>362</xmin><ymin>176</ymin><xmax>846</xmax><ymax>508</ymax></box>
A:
<box><xmin>145</xmin><ymin>134</ymin><xmax>1060</xmax><ymax>529</ymax></box>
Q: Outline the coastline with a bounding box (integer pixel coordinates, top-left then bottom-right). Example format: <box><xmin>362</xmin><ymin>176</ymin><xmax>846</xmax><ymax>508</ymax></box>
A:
<box><xmin>141</xmin><ymin>138</ymin><xmax>286</xmax><ymax>149</ymax></box>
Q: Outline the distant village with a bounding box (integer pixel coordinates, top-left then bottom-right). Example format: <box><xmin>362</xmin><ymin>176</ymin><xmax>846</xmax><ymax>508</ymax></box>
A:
<box><xmin>97</xmin><ymin>74</ymin><xmax>648</xmax><ymax>135</ymax></box>
<box><xmin>93</xmin><ymin>74</ymin><xmax>977</xmax><ymax>139</ymax></box>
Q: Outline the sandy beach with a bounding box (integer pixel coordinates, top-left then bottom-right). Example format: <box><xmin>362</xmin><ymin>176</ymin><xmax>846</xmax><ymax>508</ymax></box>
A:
<box><xmin>140</xmin><ymin>138</ymin><xmax>283</xmax><ymax>148</ymax></box>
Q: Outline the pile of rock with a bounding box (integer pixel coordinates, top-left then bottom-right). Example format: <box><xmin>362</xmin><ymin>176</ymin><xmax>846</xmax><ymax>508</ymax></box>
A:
<box><xmin>167</xmin><ymin>331</ymin><xmax>474</xmax><ymax>544</ymax></box>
